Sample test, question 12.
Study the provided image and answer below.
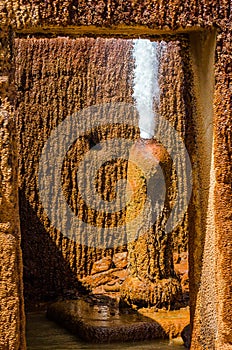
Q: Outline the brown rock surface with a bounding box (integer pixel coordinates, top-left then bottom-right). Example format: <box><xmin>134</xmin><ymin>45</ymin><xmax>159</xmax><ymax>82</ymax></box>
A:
<box><xmin>0</xmin><ymin>0</ymin><xmax>228</xmax><ymax>31</ymax></box>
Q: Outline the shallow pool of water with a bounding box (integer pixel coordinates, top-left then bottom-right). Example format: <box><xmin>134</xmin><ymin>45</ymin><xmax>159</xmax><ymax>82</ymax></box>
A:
<box><xmin>26</xmin><ymin>312</ymin><xmax>184</xmax><ymax>350</ymax></box>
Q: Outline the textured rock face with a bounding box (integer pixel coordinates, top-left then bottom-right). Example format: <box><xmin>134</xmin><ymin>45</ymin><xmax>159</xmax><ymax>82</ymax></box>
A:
<box><xmin>14</xmin><ymin>37</ymin><xmax>136</xmax><ymax>308</ymax></box>
<box><xmin>14</xmin><ymin>37</ymin><xmax>190</xmax><ymax>310</ymax></box>
<box><xmin>0</xmin><ymin>0</ymin><xmax>228</xmax><ymax>30</ymax></box>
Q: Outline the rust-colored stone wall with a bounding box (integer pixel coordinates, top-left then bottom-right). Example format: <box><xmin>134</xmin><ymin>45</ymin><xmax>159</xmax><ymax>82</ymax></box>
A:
<box><xmin>0</xmin><ymin>28</ymin><xmax>26</xmax><ymax>350</ymax></box>
<box><xmin>0</xmin><ymin>0</ymin><xmax>229</xmax><ymax>30</ymax></box>
<box><xmin>214</xmin><ymin>23</ymin><xmax>232</xmax><ymax>348</ymax></box>
<box><xmin>0</xmin><ymin>112</ymin><xmax>25</xmax><ymax>348</ymax></box>
<box><xmin>14</xmin><ymin>37</ymin><xmax>135</xmax><ymax>307</ymax></box>
<box><xmin>188</xmin><ymin>30</ymin><xmax>218</xmax><ymax>349</ymax></box>
<box><xmin>0</xmin><ymin>1</ymin><xmax>231</xmax><ymax>349</ymax></box>
<box><xmin>14</xmin><ymin>37</ymin><xmax>190</xmax><ymax>310</ymax></box>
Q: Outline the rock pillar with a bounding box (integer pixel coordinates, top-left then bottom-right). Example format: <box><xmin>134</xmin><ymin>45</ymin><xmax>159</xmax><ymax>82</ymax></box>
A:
<box><xmin>0</xmin><ymin>28</ymin><xmax>26</xmax><ymax>350</ymax></box>
<box><xmin>121</xmin><ymin>139</ymin><xmax>181</xmax><ymax>309</ymax></box>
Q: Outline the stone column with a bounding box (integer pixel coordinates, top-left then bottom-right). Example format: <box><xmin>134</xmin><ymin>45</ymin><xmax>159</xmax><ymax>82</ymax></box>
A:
<box><xmin>188</xmin><ymin>30</ymin><xmax>218</xmax><ymax>349</ymax></box>
<box><xmin>0</xmin><ymin>27</ymin><xmax>26</xmax><ymax>350</ymax></box>
<box><xmin>121</xmin><ymin>139</ymin><xmax>181</xmax><ymax>309</ymax></box>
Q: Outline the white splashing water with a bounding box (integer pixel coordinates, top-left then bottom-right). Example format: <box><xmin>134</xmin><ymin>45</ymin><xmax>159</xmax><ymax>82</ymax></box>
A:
<box><xmin>132</xmin><ymin>39</ymin><xmax>160</xmax><ymax>139</ymax></box>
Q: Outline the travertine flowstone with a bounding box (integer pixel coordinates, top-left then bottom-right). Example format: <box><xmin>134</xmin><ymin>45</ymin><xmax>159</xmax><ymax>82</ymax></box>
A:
<box><xmin>14</xmin><ymin>37</ymin><xmax>190</xmax><ymax>309</ymax></box>
<box><xmin>0</xmin><ymin>1</ymin><xmax>231</xmax><ymax>350</ymax></box>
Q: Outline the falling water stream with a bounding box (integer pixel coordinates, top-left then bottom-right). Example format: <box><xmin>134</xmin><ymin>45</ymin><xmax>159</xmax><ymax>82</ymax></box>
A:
<box><xmin>132</xmin><ymin>39</ymin><xmax>162</xmax><ymax>138</ymax></box>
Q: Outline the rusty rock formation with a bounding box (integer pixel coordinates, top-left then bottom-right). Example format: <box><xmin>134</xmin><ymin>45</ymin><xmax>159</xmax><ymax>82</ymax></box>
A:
<box><xmin>14</xmin><ymin>37</ymin><xmax>190</xmax><ymax>311</ymax></box>
<box><xmin>14</xmin><ymin>37</ymin><xmax>136</xmax><ymax>307</ymax></box>
<box><xmin>0</xmin><ymin>27</ymin><xmax>26</xmax><ymax>350</ymax></box>
<box><xmin>121</xmin><ymin>139</ymin><xmax>182</xmax><ymax>309</ymax></box>
<box><xmin>0</xmin><ymin>1</ymin><xmax>231</xmax><ymax>349</ymax></box>
<box><xmin>0</xmin><ymin>111</ymin><xmax>26</xmax><ymax>349</ymax></box>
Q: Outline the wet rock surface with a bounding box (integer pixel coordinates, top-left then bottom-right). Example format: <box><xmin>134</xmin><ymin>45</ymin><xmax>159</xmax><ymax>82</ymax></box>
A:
<box><xmin>139</xmin><ymin>307</ymin><xmax>190</xmax><ymax>340</ymax></box>
<box><xmin>26</xmin><ymin>312</ymin><xmax>185</xmax><ymax>350</ymax></box>
<box><xmin>47</xmin><ymin>295</ymin><xmax>189</xmax><ymax>344</ymax></box>
<box><xmin>47</xmin><ymin>297</ymin><xmax>167</xmax><ymax>343</ymax></box>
